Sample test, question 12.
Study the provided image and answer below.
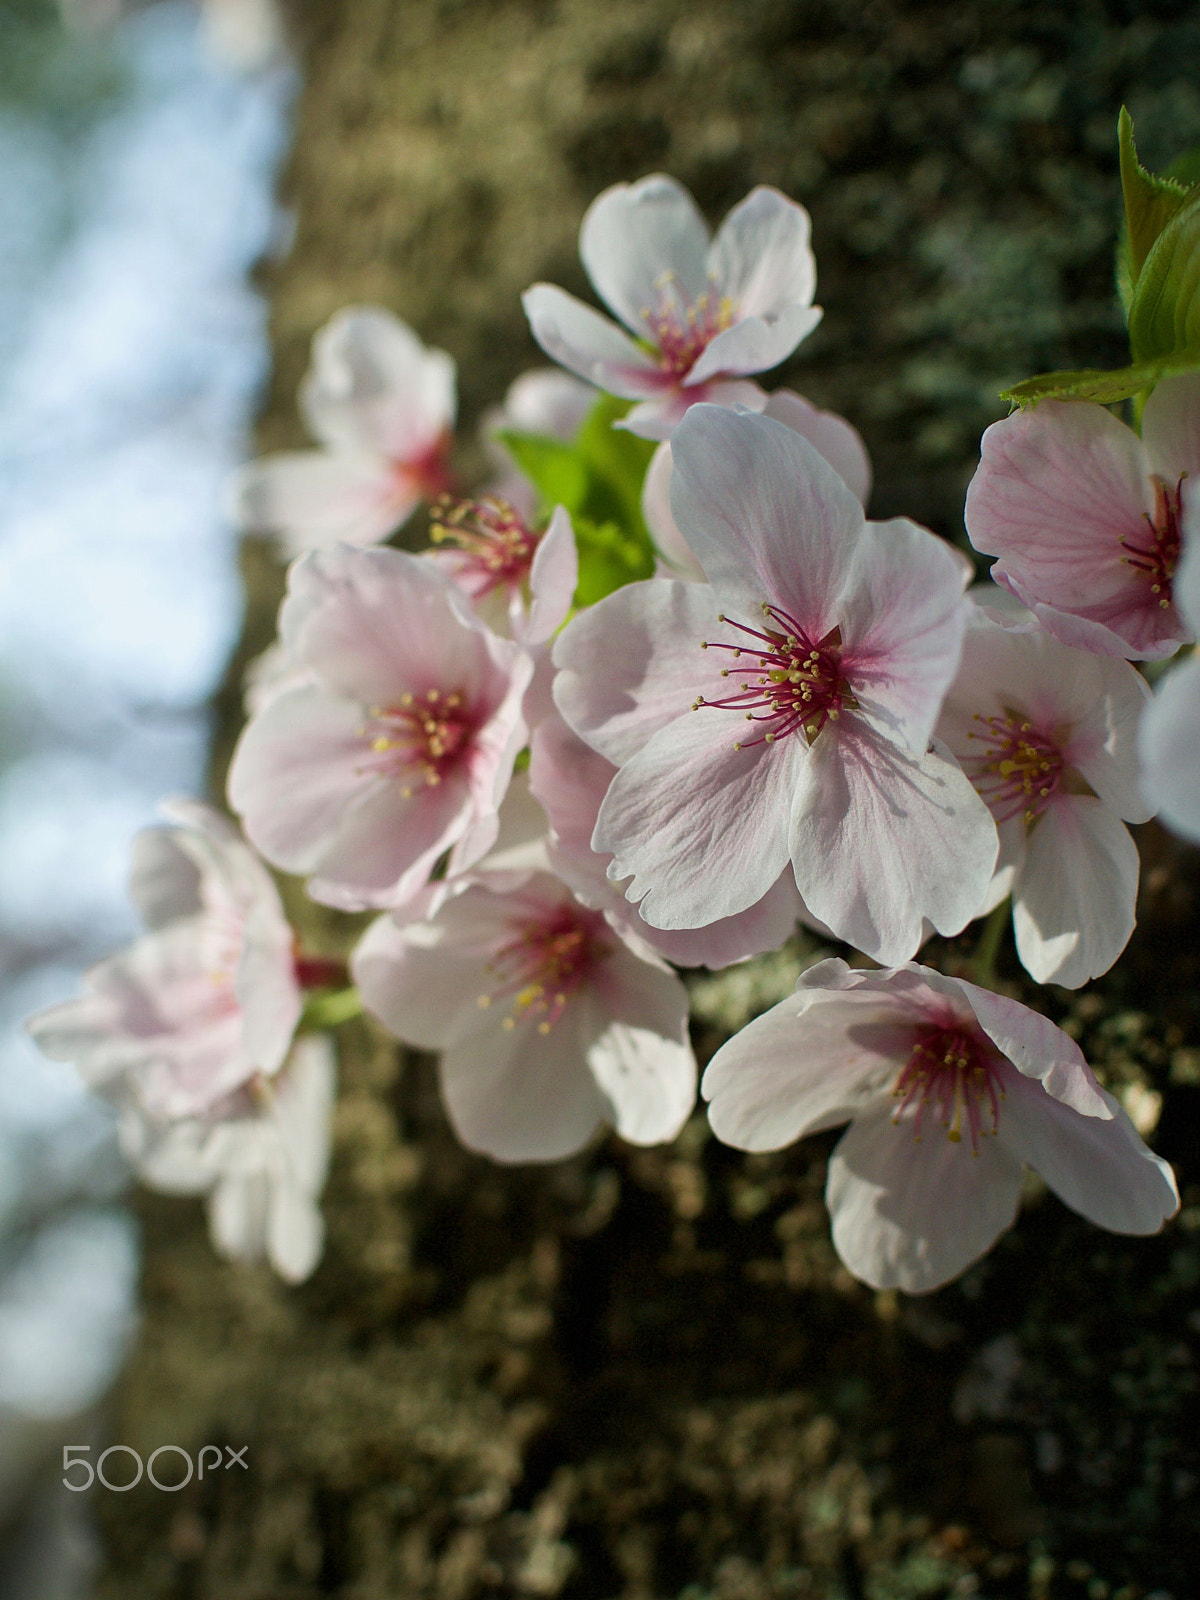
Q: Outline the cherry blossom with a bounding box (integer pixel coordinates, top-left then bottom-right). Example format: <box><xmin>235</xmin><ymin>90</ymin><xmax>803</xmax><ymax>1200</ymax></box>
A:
<box><xmin>704</xmin><ymin>959</ymin><xmax>1179</xmax><ymax>1293</ymax></box>
<box><xmin>966</xmin><ymin>375</ymin><xmax>1200</xmax><ymax>660</ymax></box>
<box><xmin>643</xmin><ymin>388</ymin><xmax>872</xmax><ymax>580</ymax></box>
<box><xmin>227</xmin><ymin>544</ymin><xmax>532</xmax><ymax>911</ymax></box>
<box><xmin>1140</xmin><ymin>503</ymin><xmax>1200</xmax><ymax>841</ymax></box>
<box><xmin>523</xmin><ymin>177</ymin><xmax>822</xmax><ymax>440</ymax></box>
<box><xmin>27</xmin><ymin>799</ymin><xmax>301</xmax><ymax>1122</ymax></box>
<box><xmin>529</xmin><ymin>707</ymin><xmax>805</xmax><ymax>968</ymax></box>
<box><xmin>553</xmin><ymin>405</ymin><xmax>997</xmax><ymax>965</ymax></box>
<box><xmin>353</xmin><ymin>863</ymin><xmax>696</xmax><ymax>1163</ymax></box>
<box><xmin>938</xmin><ymin>599</ymin><xmax>1152</xmax><ymax>987</ymax></box>
<box><xmin>426</xmin><ymin>499</ymin><xmax>577</xmax><ymax>645</ymax></box>
<box><xmin>480</xmin><ymin>367</ymin><xmax>596</xmax><ymax>521</ymax></box>
<box><xmin>231</xmin><ymin>306</ymin><xmax>455</xmax><ymax>558</ymax></box>
<box><xmin>128</xmin><ymin>1034</ymin><xmax>336</xmax><ymax>1284</ymax></box>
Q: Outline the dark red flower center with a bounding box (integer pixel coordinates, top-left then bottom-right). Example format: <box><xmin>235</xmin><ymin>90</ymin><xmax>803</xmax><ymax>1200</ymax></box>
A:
<box><xmin>430</xmin><ymin>495</ymin><xmax>540</xmax><ymax>596</ymax></box>
<box><xmin>962</xmin><ymin>709</ymin><xmax>1065</xmax><ymax>826</ymax></box>
<box><xmin>479</xmin><ymin>904</ymin><xmax>607</xmax><ymax>1034</ymax></box>
<box><xmin>1122</xmin><ymin>474</ymin><xmax>1184</xmax><ymax>609</ymax></box>
<box><xmin>641</xmin><ymin>271</ymin><xmax>737</xmax><ymax>378</ymax></box>
<box><xmin>694</xmin><ymin>603</ymin><xmax>858</xmax><ymax>748</ymax></box>
<box><xmin>361</xmin><ymin>688</ymin><xmax>473</xmax><ymax>795</ymax></box>
<box><xmin>893</xmin><ymin>1023</ymin><xmax>1006</xmax><ymax>1153</ymax></box>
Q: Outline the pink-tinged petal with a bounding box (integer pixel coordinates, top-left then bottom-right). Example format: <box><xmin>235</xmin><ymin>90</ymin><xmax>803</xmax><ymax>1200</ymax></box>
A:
<box><xmin>306</xmin><ymin>773</ymin><xmax>472</xmax><ymax>911</ymax></box>
<box><xmin>595</xmin><ymin>713</ymin><xmax>803</xmax><ymax>929</ymax></box>
<box><xmin>279</xmin><ymin>545</ymin><xmax>497</xmax><ymax>708</ymax></box>
<box><xmin>522</xmin><ymin>285</ymin><xmax>666</xmax><ymax>399</ymax></box>
<box><xmin>998</xmin><ymin>1074</ymin><xmax>1178</xmax><ymax>1234</ymax></box>
<box><xmin>643</xmin><ymin>442</ymin><xmax>706</xmax><ymax>580</ymax></box>
<box><xmin>525</xmin><ymin>505</ymin><xmax>578</xmax><ymax>644</ymax></box>
<box><xmin>489</xmin><ymin>367</ymin><xmax>595</xmax><ymax>441</ymax></box>
<box><xmin>1177</xmin><ymin>502</ymin><xmax>1200</xmax><ymax>632</ymax></box>
<box><xmin>1140</xmin><ymin>654</ymin><xmax>1200</xmax><ymax>842</ymax></box>
<box><xmin>580</xmin><ymin>175</ymin><xmax>711</xmax><ymax>334</ymax></box>
<box><xmin>706</xmin><ymin>186</ymin><xmax>818</xmax><ymax>320</ymax></box>
<box><xmin>967</xmin><ymin>403</ymin><xmax>1153</xmax><ymax>605</ymax></box>
<box><xmin>762</xmin><ymin>390</ymin><xmax>872</xmax><ymax>507</ymax></box>
<box><xmin>1012</xmin><ymin>796</ymin><xmax>1139</xmax><ymax>989</ymax></box>
<box><xmin>838</xmin><ymin>517</ymin><xmax>969</xmax><ymax>753</ymax></box>
<box><xmin>1141</xmin><ymin>371</ymin><xmax>1200</xmax><ymax>485</ymax></box>
<box><xmin>300</xmin><ymin>305</ymin><xmax>456</xmax><ymax>461</ymax></box>
<box><xmin>685</xmin><ymin>303</ymin><xmax>823</xmax><ymax>386</ymax></box>
<box><xmin>791</xmin><ymin>727</ymin><xmax>997</xmax><ymax>965</ymax></box>
<box><xmin>228</xmin><ymin>685</ymin><xmax>380</xmax><ymax>874</ymax></box>
<box><xmin>639</xmin><ymin>870</ymin><xmax>804</xmax><ymax>968</ymax></box>
<box><xmin>826</xmin><ymin>1098</ymin><xmax>1024</xmax><ymax>1293</ymax></box>
<box><xmin>585</xmin><ymin>944</ymin><xmax>695</xmax><ymax>1145</ymax></box>
<box><xmin>127</xmin><ymin>826</ymin><xmax>202</xmax><ymax>930</ymax></box>
<box><xmin>553</xmin><ymin>578</ymin><xmax>716</xmax><ymax>765</ymax></box>
<box><xmin>703</xmin><ymin>967</ymin><xmax>909</xmax><ymax>1152</ymax></box>
<box><xmin>951</xmin><ymin>975</ymin><xmax>1108</xmax><ymax>1116</ymax></box>
<box><xmin>997</xmin><ymin>576</ymin><xmax>1185</xmax><ymax>662</ymax></box>
<box><xmin>440</xmin><ymin>1005</ymin><xmax>609</xmax><ymax>1163</ymax></box>
<box><xmin>669</xmin><ymin>405</ymin><xmax>863</xmax><ymax>621</ymax></box>
<box><xmin>231</xmin><ymin>452</ymin><xmax>418</xmax><ymax>557</ymax></box>
<box><xmin>617</xmin><ymin>379</ymin><xmax>770</xmax><ymax>442</ymax></box>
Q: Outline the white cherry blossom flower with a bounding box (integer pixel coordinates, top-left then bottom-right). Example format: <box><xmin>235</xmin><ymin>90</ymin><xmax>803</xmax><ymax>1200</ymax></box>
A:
<box><xmin>966</xmin><ymin>374</ymin><xmax>1200</xmax><ymax>660</ymax></box>
<box><xmin>227</xmin><ymin>544</ymin><xmax>532</xmax><ymax>912</ymax></box>
<box><xmin>523</xmin><ymin>177</ymin><xmax>822</xmax><ymax>440</ymax></box>
<box><xmin>553</xmin><ymin>405</ymin><xmax>997</xmax><ymax>965</ymax></box>
<box><xmin>128</xmin><ymin>1034</ymin><xmax>336</xmax><ymax>1285</ymax></box>
<box><xmin>231</xmin><ymin>306</ymin><xmax>456</xmax><ymax>558</ymax></box>
<box><xmin>643</xmin><ymin>387</ymin><xmax>872</xmax><ymax>580</ymax></box>
<box><xmin>352</xmin><ymin>863</ymin><xmax>696</xmax><ymax>1164</ymax></box>
<box><xmin>1140</xmin><ymin>503</ymin><xmax>1200</xmax><ymax>841</ymax></box>
<box><xmin>704</xmin><ymin>959</ymin><xmax>1179</xmax><ymax>1293</ymax></box>
<box><xmin>426</xmin><ymin>500</ymin><xmax>577</xmax><ymax>645</ymax></box>
<box><xmin>28</xmin><ymin>799</ymin><xmax>301</xmax><ymax>1122</ymax></box>
<box><xmin>938</xmin><ymin>600</ymin><xmax>1153</xmax><ymax>987</ymax></box>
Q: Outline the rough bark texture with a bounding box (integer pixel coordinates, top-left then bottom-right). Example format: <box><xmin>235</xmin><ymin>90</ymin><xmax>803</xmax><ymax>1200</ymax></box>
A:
<box><xmin>98</xmin><ymin>2</ymin><xmax>1200</xmax><ymax>1596</ymax></box>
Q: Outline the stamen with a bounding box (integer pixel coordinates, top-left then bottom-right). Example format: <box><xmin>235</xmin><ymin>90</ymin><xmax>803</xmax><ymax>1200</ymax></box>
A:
<box><xmin>476</xmin><ymin>906</ymin><xmax>607</xmax><ymax>1034</ymax></box>
<box><xmin>642</xmin><ymin>273</ymin><xmax>738</xmax><ymax>377</ymax></box>
<box><xmin>429</xmin><ymin>495</ymin><xmax>541</xmax><ymax>598</ymax></box>
<box><xmin>357</xmin><ymin>690</ymin><xmax>473</xmax><ymax>789</ymax></box>
<box><xmin>892</xmin><ymin>1023</ymin><xmax>1005</xmax><ymax>1154</ymax></box>
<box><xmin>1121</xmin><ymin>473</ymin><xmax>1185</xmax><ymax>610</ymax></box>
<box><xmin>962</xmin><ymin>709</ymin><xmax>1064</xmax><ymax>826</ymax></box>
<box><xmin>695</xmin><ymin>605</ymin><xmax>857</xmax><ymax>749</ymax></box>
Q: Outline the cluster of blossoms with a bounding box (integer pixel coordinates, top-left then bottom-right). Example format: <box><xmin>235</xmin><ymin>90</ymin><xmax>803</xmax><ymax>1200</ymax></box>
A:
<box><xmin>30</xmin><ymin>171</ymin><xmax>1192</xmax><ymax>1294</ymax></box>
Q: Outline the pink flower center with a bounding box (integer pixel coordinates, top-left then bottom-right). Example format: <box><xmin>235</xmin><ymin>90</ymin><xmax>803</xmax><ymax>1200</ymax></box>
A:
<box><xmin>641</xmin><ymin>271</ymin><xmax>736</xmax><ymax>379</ymax></box>
<box><xmin>430</xmin><ymin>495</ymin><xmax>539</xmax><ymax>596</ymax></box>
<box><xmin>694</xmin><ymin>604</ymin><xmax>858</xmax><ymax>748</ymax></box>
<box><xmin>963</xmin><ymin>709</ymin><xmax>1064</xmax><ymax>826</ymax></box>
<box><xmin>893</xmin><ymin>1023</ymin><xmax>1005</xmax><ymax>1153</ymax></box>
<box><xmin>1122</xmin><ymin>474</ymin><xmax>1184</xmax><ymax>610</ymax></box>
<box><xmin>396</xmin><ymin>432</ymin><xmax>455</xmax><ymax>501</ymax></box>
<box><xmin>361</xmin><ymin>688</ymin><xmax>473</xmax><ymax>797</ymax></box>
<box><xmin>478</xmin><ymin>904</ymin><xmax>607</xmax><ymax>1035</ymax></box>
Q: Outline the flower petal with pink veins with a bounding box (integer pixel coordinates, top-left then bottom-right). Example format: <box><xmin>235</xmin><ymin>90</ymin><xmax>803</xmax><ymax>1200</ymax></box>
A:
<box><xmin>790</xmin><ymin>726</ymin><xmax>997</xmax><ymax>965</ymax></box>
<box><xmin>1013</xmin><ymin>796</ymin><xmax>1140</xmax><ymax>988</ymax></box>
<box><xmin>999</xmin><ymin>1076</ymin><xmax>1177</xmax><ymax>1234</ymax></box>
<box><xmin>951</xmin><ymin>975</ymin><xmax>1108</xmax><ymax>1116</ymax></box>
<box><xmin>525</xmin><ymin>505</ymin><xmax>579</xmax><ymax>644</ymax></box>
<box><xmin>685</xmin><ymin>304</ymin><xmax>824</xmax><ymax>386</ymax></box>
<box><xmin>231</xmin><ymin>451</ymin><xmax>418</xmax><ymax>557</ymax></box>
<box><xmin>595</xmin><ymin>709</ymin><xmax>804</xmax><ymax>928</ymax></box>
<box><xmin>521</xmin><ymin>284</ymin><xmax>666</xmax><ymax>398</ymax></box>
<box><xmin>706</xmin><ymin>186</ymin><xmax>818</xmax><ymax>321</ymax></box>
<box><xmin>580</xmin><ymin>175</ymin><xmax>711</xmax><ymax>335</ymax></box>
<box><xmin>1139</xmin><ymin>654</ymin><xmax>1200</xmax><ymax>842</ymax></box>
<box><xmin>553</xmin><ymin>578</ymin><xmax>719</xmax><ymax>766</ymax></box>
<box><xmin>762</xmin><ymin>390</ymin><xmax>871</xmax><ymax>506</ymax></box>
<box><xmin>827</xmin><ymin>1097</ymin><xmax>1025</xmax><ymax>1293</ymax></box>
<box><xmin>299</xmin><ymin>305</ymin><xmax>455</xmax><ymax>462</ymax></box>
<box><xmin>669</xmin><ymin>405</ymin><xmax>864</xmax><ymax>622</ymax></box>
<box><xmin>619</xmin><ymin>380</ymin><xmax>767</xmax><ymax>441</ymax></box>
<box><xmin>1140</xmin><ymin>371</ymin><xmax>1200</xmax><ymax>486</ymax></box>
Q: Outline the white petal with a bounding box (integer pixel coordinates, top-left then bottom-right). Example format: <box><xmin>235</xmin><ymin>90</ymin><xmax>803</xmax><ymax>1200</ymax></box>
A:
<box><xmin>521</xmin><ymin>284</ymin><xmax>665</xmax><ymax>397</ymax></box>
<box><xmin>999</xmin><ymin>1075</ymin><xmax>1178</xmax><ymax>1235</ymax></box>
<box><xmin>827</xmin><ymin>1099</ymin><xmax>1024</xmax><ymax>1293</ymax></box>
<box><xmin>580</xmin><ymin>175</ymin><xmax>711</xmax><ymax>334</ymax></box>
<box><xmin>685</xmin><ymin>303</ymin><xmax>823</xmax><ymax>385</ymax></box>
<box><xmin>1141</xmin><ymin>371</ymin><xmax>1200</xmax><ymax>486</ymax></box>
<box><xmin>762</xmin><ymin>389</ymin><xmax>872</xmax><ymax>506</ymax></box>
<box><xmin>525</xmin><ymin>505</ymin><xmax>578</xmax><ymax>644</ymax></box>
<box><xmin>1012</xmin><ymin>797</ymin><xmax>1139</xmax><ymax>988</ymax></box>
<box><xmin>792</xmin><ymin>726</ymin><xmax>998</xmax><ymax>965</ymax></box>
<box><xmin>706</xmin><ymin>187</ymin><xmax>818</xmax><ymax>318</ymax></box>
<box><xmin>231</xmin><ymin>452</ymin><xmax>416</xmax><ymax>556</ymax></box>
<box><xmin>1140</xmin><ymin>654</ymin><xmax>1200</xmax><ymax>841</ymax></box>
<box><xmin>585</xmin><ymin>943</ymin><xmax>695</xmax><ymax>1145</ymax></box>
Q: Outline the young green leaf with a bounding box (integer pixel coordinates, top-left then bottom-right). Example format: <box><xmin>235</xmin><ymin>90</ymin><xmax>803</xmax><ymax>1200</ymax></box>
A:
<box><xmin>1000</xmin><ymin>349</ymin><xmax>1200</xmax><ymax>409</ymax></box>
<box><xmin>1119</xmin><ymin>107</ymin><xmax>1192</xmax><ymax>301</ymax></box>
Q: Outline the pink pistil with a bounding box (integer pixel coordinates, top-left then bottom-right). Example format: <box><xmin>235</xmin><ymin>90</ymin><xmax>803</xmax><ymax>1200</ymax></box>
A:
<box><xmin>359</xmin><ymin>688</ymin><xmax>473</xmax><ymax>795</ymax></box>
<box><xmin>642</xmin><ymin>272</ymin><xmax>736</xmax><ymax>378</ymax></box>
<box><xmin>430</xmin><ymin>495</ymin><xmax>540</xmax><ymax>597</ymax></box>
<box><xmin>479</xmin><ymin>905</ymin><xmax>607</xmax><ymax>1035</ymax></box>
<box><xmin>694</xmin><ymin>604</ymin><xmax>858</xmax><ymax>748</ymax></box>
<box><xmin>963</xmin><ymin>710</ymin><xmax>1064</xmax><ymax>826</ymax></box>
<box><xmin>892</xmin><ymin>1023</ymin><xmax>1004</xmax><ymax>1153</ymax></box>
<box><xmin>1121</xmin><ymin>474</ymin><xmax>1184</xmax><ymax>610</ymax></box>
<box><xmin>401</xmin><ymin>432</ymin><xmax>456</xmax><ymax>502</ymax></box>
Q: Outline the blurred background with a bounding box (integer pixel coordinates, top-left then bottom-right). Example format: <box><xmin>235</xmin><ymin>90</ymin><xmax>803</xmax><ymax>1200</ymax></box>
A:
<box><xmin>4</xmin><ymin>1</ymin><xmax>1200</xmax><ymax>1597</ymax></box>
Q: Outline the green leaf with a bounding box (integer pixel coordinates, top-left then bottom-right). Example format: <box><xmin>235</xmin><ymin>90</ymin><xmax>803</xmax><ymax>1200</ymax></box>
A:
<box><xmin>1000</xmin><ymin>349</ymin><xmax>1200</xmax><ymax>409</ymax></box>
<box><xmin>1128</xmin><ymin>187</ymin><xmax>1200</xmax><ymax>363</ymax></box>
<box><xmin>498</xmin><ymin>393</ymin><xmax>658</xmax><ymax>607</ymax></box>
<box><xmin>1118</xmin><ymin>107</ymin><xmax>1192</xmax><ymax>304</ymax></box>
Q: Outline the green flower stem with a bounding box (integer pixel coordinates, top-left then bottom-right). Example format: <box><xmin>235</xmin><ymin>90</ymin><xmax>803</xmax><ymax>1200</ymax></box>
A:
<box><xmin>969</xmin><ymin>899</ymin><xmax>1011</xmax><ymax>990</ymax></box>
<box><xmin>301</xmin><ymin>986</ymin><xmax>364</xmax><ymax>1031</ymax></box>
